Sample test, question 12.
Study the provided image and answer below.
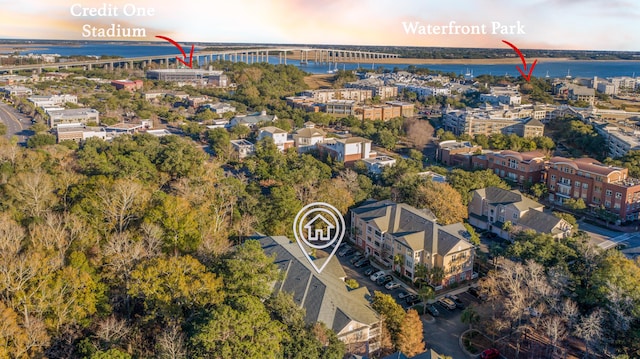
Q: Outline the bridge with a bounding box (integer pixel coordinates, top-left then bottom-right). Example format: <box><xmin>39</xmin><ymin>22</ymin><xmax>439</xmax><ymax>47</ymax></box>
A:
<box><xmin>0</xmin><ymin>47</ymin><xmax>400</xmax><ymax>73</ymax></box>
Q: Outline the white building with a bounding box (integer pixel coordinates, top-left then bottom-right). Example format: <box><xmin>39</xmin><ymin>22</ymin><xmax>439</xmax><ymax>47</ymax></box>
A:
<box><xmin>257</xmin><ymin>126</ymin><xmax>294</xmax><ymax>152</ymax></box>
<box><xmin>479</xmin><ymin>86</ymin><xmax>522</xmax><ymax>106</ymax></box>
<box><xmin>320</xmin><ymin>136</ymin><xmax>374</xmax><ymax>163</ymax></box>
<box><xmin>362</xmin><ymin>155</ymin><xmax>397</xmax><ymax>174</ymax></box>
<box><xmin>28</xmin><ymin>94</ymin><xmax>78</xmax><ymax>108</ymax></box>
<box><xmin>47</xmin><ymin>108</ymin><xmax>99</xmax><ymax>128</ymax></box>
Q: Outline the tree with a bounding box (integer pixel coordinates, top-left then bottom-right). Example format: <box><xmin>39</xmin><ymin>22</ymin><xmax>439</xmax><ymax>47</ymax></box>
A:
<box><xmin>461</xmin><ymin>306</ymin><xmax>481</xmax><ymax>330</ymax></box>
<box><xmin>146</xmin><ymin>194</ymin><xmax>201</xmax><ymax>255</ymax></box>
<box><xmin>530</xmin><ymin>182</ymin><xmax>548</xmax><ymax>199</ymax></box>
<box><xmin>418</xmin><ymin>285</ymin><xmax>434</xmax><ymax>305</ymax></box>
<box><xmin>220</xmin><ymin>239</ymin><xmax>281</xmax><ymax>300</ymax></box>
<box><xmin>566</xmin><ymin>197</ymin><xmax>587</xmax><ymax>211</ymax></box>
<box><xmin>428</xmin><ymin>266</ymin><xmax>445</xmax><ymax>286</ymax></box>
<box><xmin>191</xmin><ymin>296</ymin><xmax>284</xmax><ymax>359</ymax></box>
<box><xmin>371</xmin><ymin>291</ymin><xmax>406</xmax><ymax>344</ymax></box>
<box><xmin>26</xmin><ymin>133</ymin><xmax>56</xmax><ymax>148</ymax></box>
<box><xmin>128</xmin><ymin>255</ymin><xmax>223</xmax><ymax>320</ymax></box>
<box><xmin>414</xmin><ymin>181</ymin><xmax>467</xmax><ymax>225</ymax></box>
<box><xmin>397</xmin><ymin>309</ymin><xmax>425</xmax><ymax>357</ymax></box>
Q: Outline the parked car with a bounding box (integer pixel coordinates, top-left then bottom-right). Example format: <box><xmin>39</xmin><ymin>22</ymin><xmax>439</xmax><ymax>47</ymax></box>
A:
<box><xmin>350</xmin><ymin>254</ymin><xmax>364</xmax><ymax>264</ymax></box>
<box><xmin>376</xmin><ymin>275</ymin><xmax>393</xmax><ymax>286</ymax></box>
<box><xmin>446</xmin><ymin>294</ymin><xmax>465</xmax><ymax>309</ymax></box>
<box><xmin>426</xmin><ymin>304</ymin><xmax>440</xmax><ymax>317</ymax></box>
<box><xmin>338</xmin><ymin>246</ymin><xmax>351</xmax><ymax>257</ymax></box>
<box><xmin>354</xmin><ymin>259</ymin><xmax>370</xmax><ymax>268</ymax></box>
<box><xmin>438</xmin><ymin>297</ymin><xmax>457</xmax><ymax>310</ymax></box>
<box><xmin>468</xmin><ymin>287</ymin><xmax>487</xmax><ymax>301</ymax></box>
<box><xmin>385</xmin><ymin>281</ymin><xmax>401</xmax><ymax>290</ymax></box>
<box><xmin>343</xmin><ymin>248</ymin><xmax>356</xmax><ymax>257</ymax></box>
<box><xmin>397</xmin><ymin>291</ymin><xmax>410</xmax><ymax>299</ymax></box>
<box><xmin>370</xmin><ymin>271</ymin><xmax>386</xmax><ymax>281</ymax></box>
<box><xmin>405</xmin><ymin>294</ymin><xmax>420</xmax><ymax>306</ymax></box>
<box><xmin>479</xmin><ymin>348</ymin><xmax>500</xmax><ymax>359</ymax></box>
<box><xmin>364</xmin><ymin>267</ymin><xmax>376</xmax><ymax>276</ymax></box>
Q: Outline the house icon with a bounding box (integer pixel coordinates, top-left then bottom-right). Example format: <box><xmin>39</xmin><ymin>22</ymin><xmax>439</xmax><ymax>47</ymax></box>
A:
<box><xmin>304</xmin><ymin>214</ymin><xmax>335</xmax><ymax>241</ymax></box>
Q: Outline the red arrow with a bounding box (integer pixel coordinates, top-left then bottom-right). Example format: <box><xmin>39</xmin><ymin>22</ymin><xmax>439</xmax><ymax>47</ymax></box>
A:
<box><xmin>155</xmin><ymin>35</ymin><xmax>194</xmax><ymax>69</ymax></box>
<box><xmin>502</xmin><ymin>40</ymin><xmax>537</xmax><ymax>82</ymax></box>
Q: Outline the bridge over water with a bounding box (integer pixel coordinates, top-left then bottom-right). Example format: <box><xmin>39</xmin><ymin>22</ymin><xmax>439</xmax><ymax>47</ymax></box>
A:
<box><xmin>0</xmin><ymin>47</ymin><xmax>400</xmax><ymax>73</ymax></box>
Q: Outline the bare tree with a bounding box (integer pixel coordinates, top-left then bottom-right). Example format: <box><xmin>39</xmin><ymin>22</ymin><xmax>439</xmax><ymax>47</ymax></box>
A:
<box><xmin>7</xmin><ymin>169</ymin><xmax>55</xmax><ymax>218</ymax></box>
<box><xmin>98</xmin><ymin>179</ymin><xmax>148</xmax><ymax>233</ymax></box>
<box><xmin>575</xmin><ymin>309</ymin><xmax>603</xmax><ymax>358</ymax></box>
<box><xmin>156</xmin><ymin>322</ymin><xmax>187</xmax><ymax>359</ymax></box>
<box><xmin>96</xmin><ymin>315</ymin><xmax>130</xmax><ymax>347</ymax></box>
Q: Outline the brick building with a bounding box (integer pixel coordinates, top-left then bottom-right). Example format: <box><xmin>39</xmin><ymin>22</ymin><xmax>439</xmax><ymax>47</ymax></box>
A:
<box><xmin>471</xmin><ymin>150</ymin><xmax>546</xmax><ymax>187</ymax></box>
<box><xmin>546</xmin><ymin>157</ymin><xmax>640</xmax><ymax>221</ymax></box>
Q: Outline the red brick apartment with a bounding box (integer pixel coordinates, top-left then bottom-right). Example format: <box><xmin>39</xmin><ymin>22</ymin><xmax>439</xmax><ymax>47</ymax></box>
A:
<box><xmin>546</xmin><ymin>157</ymin><xmax>640</xmax><ymax>221</ymax></box>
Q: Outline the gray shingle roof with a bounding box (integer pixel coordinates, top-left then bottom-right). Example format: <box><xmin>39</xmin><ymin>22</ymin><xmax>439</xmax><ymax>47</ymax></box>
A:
<box><xmin>258</xmin><ymin>236</ymin><xmax>379</xmax><ymax>333</ymax></box>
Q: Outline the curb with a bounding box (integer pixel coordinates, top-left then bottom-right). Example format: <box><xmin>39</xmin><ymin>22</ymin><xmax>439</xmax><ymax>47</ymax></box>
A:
<box><xmin>459</xmin><ymin>329</ymin><xmax>481</xmax><ymax>358</ymax></box>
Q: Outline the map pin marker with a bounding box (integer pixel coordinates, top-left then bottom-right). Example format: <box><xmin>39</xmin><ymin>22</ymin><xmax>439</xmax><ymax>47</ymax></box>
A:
<box><xmin>293</xmin><ymin>202</ymin><xmax>346</xmax><ymax>273</ymax></box>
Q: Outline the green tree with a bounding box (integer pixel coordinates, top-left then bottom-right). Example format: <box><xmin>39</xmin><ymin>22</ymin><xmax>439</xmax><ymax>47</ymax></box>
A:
<box><xmin>26</xmin><ymin>133</ymin><xmax>56</xmax><ymax>148</ymax></box>
<box><xmin>146</xmin><ymin>194</ymin><xmax>201</xmax><ymax>255</ymax></box>
<box><xmin>371</xmin><ymin>291</ymin><xmax>406</xmax><ymax>344</ymax></box>
<box><xmin>91</xmin><ymin>349</ymin><xmax>132</xmax><ymax>359</ymax></box>
<box><xmin>128</xmin><ymin>255</ymin><xmax>223</xmax><ymax>320</ymax></box>
<box><xmin>155</xmin><ymin>136</ymin><xmax>205</xmax><ymax>179</ymax></box>
<box><xmin>461</xmin><ymin>306</ymin><xmax>480</xmax><ymax>330</ymax></box>
<box><xmin>220</xmin><ymin>239</ymin><xmax>281</xmax><ymax>300</ymax></box>
<box><xmin>192</xmin><ymin>296</ymin><xmax>284</xmax><ymax>359</ymax></box>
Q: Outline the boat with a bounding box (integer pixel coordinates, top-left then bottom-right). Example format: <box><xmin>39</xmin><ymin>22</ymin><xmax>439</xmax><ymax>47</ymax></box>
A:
<box><xmin>545</xmin><ymin>71</ymin><xmax>550</xmax><ymax>78</ymax></box>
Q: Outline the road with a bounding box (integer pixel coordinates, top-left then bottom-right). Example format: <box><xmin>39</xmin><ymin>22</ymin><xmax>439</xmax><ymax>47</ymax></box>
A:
<box><xmin>0</xmin><ymin>101</ymin><xmax>30</xmax><ymax>144</ymax></box>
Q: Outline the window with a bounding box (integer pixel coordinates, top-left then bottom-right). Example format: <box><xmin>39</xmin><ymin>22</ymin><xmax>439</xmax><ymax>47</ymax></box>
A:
<box><xmin>616</xmin><ymin>192</ymin><xmax>622</xmax><ymax>199</ymax></box>
<box><xmin>513</xmin><ymin>213</ymin><xmax>518</xmax><ymax>219</ymax></box>
<box><xmin>614</xmin><ymin>203</ymin><xmax>621</xmax><ymax>209</ymax></box>
<box><xmin>575</xmin><ymin>181</ymin><xmax>581</xmax><ymax>187</ymax></box>
<box><xmin>551</xmin><ymin>175</ymin><xmax>556</xmax><ymax>181</ymax></box>
<box><xmin>374</xmin><ymin>230</ymin><xmax>381</xmax><ymax>237</ymax></box>
<box><xmin>605</xmin><ymin>201</ymin><xmax>611</xmax><ymax>208</ymax></box>
<box><xmin>583</xmin><ymin>183</ymin><xmax>588</xmax><ymax>189</ymax></box>
<box><xmin>397</xmin><ymin>243</ymin><xmax>401</xmax><ymax>251</ymax></box>
<box><xmin>606</xmin><ymin>190</ymin><xmax>612</xmax><ymax>196</ymax></box>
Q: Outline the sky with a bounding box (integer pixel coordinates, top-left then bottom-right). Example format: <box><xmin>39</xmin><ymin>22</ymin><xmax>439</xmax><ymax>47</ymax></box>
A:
<box><xmin>0</xmin><ymin>0</ymin><xmax>639</xmax><ymax>51</ymax></box>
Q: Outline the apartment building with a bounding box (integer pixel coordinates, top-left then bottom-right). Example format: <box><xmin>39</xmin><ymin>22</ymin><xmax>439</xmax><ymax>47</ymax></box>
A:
<box><xmin>443</xmin><ymin>107</ymin><xmax>544</xmax><ymax>138</ymax></box>
<box><xmin>350</xmin><ymin>200</ymin><xmax>475</xmax><ymax>286</ymax></box>
<box><xmin>468</xmin><ymin>187</ymin><xmax>573</xmax><ymax>240</ymax></box>
<box><xmin>258</xmin><ymin>236</ymin><xmax>381</xmax><ymax>352</ymax></box>
<box><xmin>301</xmin><ymin>88</ymin><xmax>373</xmax><ymax>103</ymax></box>
<box><xmin>471</xmin><ymin>150</ymin><xmax>546</xmax><ymax>186</ymax></box>
<box><xmin>345</xmin><ymin>79</ymin><xmax>398</xmax><ymax>100</ymax></box>
<box><xmin>436</xmin><ymin>140</ymin><xmax>482</xmax><ymax>168</ymax></box>
<box><xmin>479</xmin><ymin>86</ymin><xmax>522</xmax><ymax>106</ymax></box>
<box><xmin>546</xmin><ymin>157</ymin><xmax>640</xmax><ymax>221</ymax></box>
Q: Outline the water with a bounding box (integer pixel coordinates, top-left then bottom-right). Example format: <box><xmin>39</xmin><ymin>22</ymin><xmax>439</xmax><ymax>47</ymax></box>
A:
<box><xmin>19</xmin><ymin>43</ymin><xmax>640</xmax><ymax>78</ymax></box>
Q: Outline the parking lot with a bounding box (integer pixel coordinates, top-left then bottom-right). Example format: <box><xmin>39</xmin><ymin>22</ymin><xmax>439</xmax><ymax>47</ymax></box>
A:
<box><xmin>333</xmin><ymin>244</ymin><xmax>487</xmax><ymax>358</ymax></box>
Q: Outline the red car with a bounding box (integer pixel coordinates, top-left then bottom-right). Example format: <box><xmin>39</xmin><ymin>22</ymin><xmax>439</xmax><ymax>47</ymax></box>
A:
<box><xmin>480</xmin><ymin>348</ymin><xmax>500</xmax><ymax>359</ymax></box>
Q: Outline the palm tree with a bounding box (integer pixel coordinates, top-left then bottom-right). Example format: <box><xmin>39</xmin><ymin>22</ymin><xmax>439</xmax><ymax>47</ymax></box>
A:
<box><xmin>393</xmin><ymin>254</ymin><xmax>404</xmax><ymax>273</ymax></box>
<box><xmin>418</xmin><ymin>285</ymin><xmax>434</xmax><ymax>305</ymax></box>
<box><xmin>461</xmin><ymin>306</ymin><xmax>481</xmax><ymax>330</ymax></box>
<box><xmin>429</xmin><ymin>266</ymin><xmax>445</xmax><ymax>287</ymax></box>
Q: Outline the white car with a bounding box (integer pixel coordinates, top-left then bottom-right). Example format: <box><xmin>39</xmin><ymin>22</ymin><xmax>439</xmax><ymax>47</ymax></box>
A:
<box><xmin>385</xmin><ymin>281</ymin><xmax>401</xmax><ymax>290</ymax></box>
<box><xmin>370</xmin><ymin>271</ymin><xmax>386</xmax><ymax>281</ymax></box>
